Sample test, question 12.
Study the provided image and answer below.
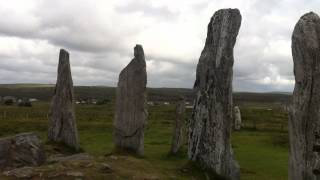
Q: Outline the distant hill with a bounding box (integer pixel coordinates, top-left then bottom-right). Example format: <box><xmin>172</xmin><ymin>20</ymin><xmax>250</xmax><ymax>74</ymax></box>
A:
<box><xmin>0</xmin><ymin>84</ymin><xmax>54</xmax><ymax>88</ymax></box>
<box><xmin>0</xmin><ymin>84</ymin><xmax>291</xmax><ymax>104</ymax></box>
<box><xmin>233</xmin><ymin>92</ymin><xmax>291</xmax><ymax>104</ymax></box>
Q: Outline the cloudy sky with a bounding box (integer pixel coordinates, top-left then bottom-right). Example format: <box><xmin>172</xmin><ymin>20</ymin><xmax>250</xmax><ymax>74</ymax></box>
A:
<box><xmin>0</xmin><ymin>0</ymin><xmax>319</xmax><ymax>92</ymax></box>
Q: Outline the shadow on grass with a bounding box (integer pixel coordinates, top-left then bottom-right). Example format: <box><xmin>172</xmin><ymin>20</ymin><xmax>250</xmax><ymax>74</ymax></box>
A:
<box><xmin>107</xmin><ymin>147</ymin><xmax>145</xmax><ymax>159</ymax></box>
<box><xmin>180</xmin><ymin>161</ymin><xmax>230</xmax><ymax>180</ymax></box>
<box><xmin>45</xmin><ymin>140</ymin><xmax>84</xmax><ymax>155</ymax></box>
<box><xmin>165</xmin><ymin>147</ymin><xmax>188</xmax><ymax>160</ymax></box>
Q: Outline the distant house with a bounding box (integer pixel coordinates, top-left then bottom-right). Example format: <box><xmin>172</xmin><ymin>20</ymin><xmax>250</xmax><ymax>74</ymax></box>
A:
<box><xmin>163</xmin><ymin>102</ymin><xmax>170</xmax><ymax>105</ymax></box>
<box><xmin>29</xmin><ymin>98</ymin><xmax>39</xmax><ymax>102</ymax></box>
<box><xmin>185</xmin><ymin>105</ymin><xmax>193</xmax><ymax>109</ymax></box>
<box><xmin>147</xmin><ymin>101</ymin><xmax>154</xmax><ymax>106</ymax></box>
<box><xmin>92</xmin><ymin>99</ymin><xmax>98</xmax><ymax>104</ymax></box>
<box><xmin>3</xmin><ymin>96</ymin><xmax>17</xmax><ymax>102</ymax></box>
<box><xmin>3</xmin><ymin>96</ymin><xmax>17</xmax><ymax>106</ymax></box>
<box><xmin>18</xmin><ymin>98</ymin><xmax>32</xmax><ymax>107</ymax></box>
<box><xmin>96</xmin><ymin>99</ymin><xmax>110</xmax><ymax>105</ymax></box>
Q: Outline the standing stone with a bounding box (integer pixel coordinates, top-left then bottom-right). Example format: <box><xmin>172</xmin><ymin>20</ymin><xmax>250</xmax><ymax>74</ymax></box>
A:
<box><xmin>170</xmin><ymin>97</ymin><xmax>186</xmax><ymax>155</ymax></box>
<box><xmin>234</xmin><ymin>106</ymin><xmax>242</xmax><ymax>130</ymax></box>
<box><xmin>114</xmin><ymin>44</ymin><xmax>147</xmax><ymax>156</ymax></box>
<box><xmin>188</xmin><ymin>9</ymin><xmax>241</xmax><ymax>179</ymax></box>
<box><xmin>289</xmin><ymin>12</ymin><xmax>320</xmax><ymax>180</ymax></box>
<box><xmin>48</xmin><ymin>49</ymin><xmax>79</xmax><ymax>151</ymax></box>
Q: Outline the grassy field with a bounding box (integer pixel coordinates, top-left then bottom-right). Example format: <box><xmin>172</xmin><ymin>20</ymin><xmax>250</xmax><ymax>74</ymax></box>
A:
<box><xmin>0</xmin><ymin>101</ymin><xmax>289</xmax><ymax>179</ymax></box>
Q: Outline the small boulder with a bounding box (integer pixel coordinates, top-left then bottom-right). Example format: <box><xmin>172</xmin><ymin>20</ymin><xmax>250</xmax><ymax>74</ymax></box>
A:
<box><xmin>100</xmin><ymin>163</ymin><xmax>113</xmax><ymax>173</ymax></box>
<box><xmin>0</xmin><ymin>132</ymin><xmax>45</xmax><ymax>169</ymax></box>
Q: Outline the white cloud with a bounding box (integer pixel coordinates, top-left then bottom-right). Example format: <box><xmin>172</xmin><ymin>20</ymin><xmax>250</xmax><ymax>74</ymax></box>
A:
<box><xmin>0</xmin><ymin>0</ymin><xmax>318</xmax><ymax>91</ymax></box>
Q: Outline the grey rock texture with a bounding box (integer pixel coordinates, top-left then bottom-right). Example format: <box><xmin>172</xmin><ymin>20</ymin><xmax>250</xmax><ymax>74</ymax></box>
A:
<box><xmin>0</xmin><ymin>132</ymin><xmax>45</xmax><ymax>169</ymax></box>
<box><xmin>48</xmin><ymin>153</ymin><xmax>94</xmax><ymax>164</ymax></box>
<box><xmin>114</xmin><ymin>44</ymin><xmax>147</xmax><ymax>156</ymax></box>
<box><xmin>234</xmin><ymin>106</ymin><xmax>242</xmax><ymax>130</ymax></box>
<box><xmin>3</xmin><ymin>167</ymin><xmax>36</xmax><ymax>179</ymax></box>
<box><xmin>48</xmin><ymin>49</ymin><xmax>79</xmax><ymax>151</ymax></box>
<box><xmin>289</xmin><ymin>12</ymin><xmax>320</xmax><ymax>180</ymax></box>
<box><xmin>170</xmin><ymin>97</ymin><xmax>186</xmax><ymax>154</ymax></box>
<box><xmin>188</xmin><ymin>8</ymin><xmax>241</xmax><ymax>179</ymax></box>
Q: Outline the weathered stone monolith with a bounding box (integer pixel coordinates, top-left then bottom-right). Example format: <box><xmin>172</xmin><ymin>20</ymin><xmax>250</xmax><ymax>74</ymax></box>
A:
<box><xmin>114</xmin><ymin>44</ymin><xmax>147</xmax><ymax>156</ymax></box>
<box><xmin>48</xmin><ymin>49</ymin><xmax>79</xmax><ymax>151</ymax></box>
<box><xmin>289</xmin><ymin>12</ymin><xmax>320</xmax><ymax>180</ymax></box>
<box><xmin>234</xmin><ymin>106</ymin><xmax>241</xmax><ymax>130</ymax></box>
<box><xmin>188</xmin><ymin>9</ymin><xmax>241</xmax><ymax>179</ymax></box>
<box><xmin>170</xmin><ymin>97</ymin><xmax>186</xmax><ymax>155</ymax></box>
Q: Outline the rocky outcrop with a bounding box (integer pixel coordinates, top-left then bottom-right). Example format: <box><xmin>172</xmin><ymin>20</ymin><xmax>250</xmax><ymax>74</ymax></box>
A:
<box><xmin>289</xmin><ymin>12</ymin><xmax>320</xmax><ymax>180</ymax></box>
<box><xmin>3</xmin><ymin>167</ymin><xmax>37</xmax><ymax>179</ymax></box>
<box><xmin>48</xmin><ymin>49</ymin><xmax>79</xmax><ymax>151</ymax></box>
<box><xmin>170</xmin><ymin>97</ymin><xmax>186</xmax><ymax>154</ymax></box>
<box><xmin>234</xmin><ymin>106</ymin><xmax>241</xmax><ymax>130</ymax></box>
<box><xmin>188</xmin><ymin>8</ymin><xmax>241</xmax><ymax>179</ymax></box>
<box><xmin>3</xmin><ymin>153</ymin><xmax>95</xmax><ymax>179</ymax></box>
<box><xmin>114</xmin><ymin>44</ymin><xmax>147</xmax><ymax>156</ymax></box>
<box><xmin>0</xmin><ymin>132</ymin><xmax>45</xmax><ymax>169</ymax></box>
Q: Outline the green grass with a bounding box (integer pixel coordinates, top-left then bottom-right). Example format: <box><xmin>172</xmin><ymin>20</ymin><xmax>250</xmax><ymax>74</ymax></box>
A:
<box><xmin>232</xmin><ymin>131</ymin><xmax>288</xmax><ymax>180</ymax></box>
<box><xmin>0</xmin><ymin>101</ymin><xmax>289</xmax><ymax>179</ymax></box>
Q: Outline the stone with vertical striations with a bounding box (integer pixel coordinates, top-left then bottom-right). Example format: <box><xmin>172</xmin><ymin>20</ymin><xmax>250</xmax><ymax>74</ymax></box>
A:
<box><xmin>188</xmin><ymin>8</ymin><xmax>241</xmax><ymax>179</ymax></box>
<box><xmin>48</xmin><ymin>49</ymin><xmax>79</xmax><ymax>151</ymax></box>
<box><xmin>289</xmin><ymin>12</ymin><xmax>320</xmax><ymax>180</ymax></box>
<box><xmin>234</xmin><ymin>106</ymin><xmax>241</xmax><ymax>130</ymax></box>
<box><xmin>170</xmin><ymin>97</ymin><xmax>186</xmax><ymax>154</ymax></box>
<box><xmin>114</xmin><ymin>44</ymin><xmax>147</xmax><ymax>156</ymax></box>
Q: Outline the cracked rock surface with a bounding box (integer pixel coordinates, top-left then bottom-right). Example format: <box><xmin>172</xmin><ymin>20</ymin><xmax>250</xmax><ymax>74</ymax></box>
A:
<box><xmin>0</xmin><ymin>132</ymin><xmax>45</xmax><ymax>170</ymax></box>
<box><xmin>48</xmin><ymin>49</ymin><xmax>79</xmax><ymax>151</ymax></box>
<box><xmin>188</xmin><ymin>8</ymin><xmax>241</xmax><ymax>180</ymax></box>
<box><xmin>114</xmin><ymin>44</ymin><xmax>147</xmax><ymax>156</ymax></box>
<box><xmin>289</xmin><ymin>12</ymin><xmax>320</xmax><ymax>180</ymax></box>
<box><xmin>171</xmin><ymin>97</ymin><xmax>186</xmax><ymax>154</ymax></box>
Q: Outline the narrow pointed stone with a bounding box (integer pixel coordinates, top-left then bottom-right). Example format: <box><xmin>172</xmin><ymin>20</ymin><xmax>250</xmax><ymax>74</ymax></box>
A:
<box><xmin>114</xmin><ymin>44</ymin><xmax>147</xmax><ymax>156</ymax></box>
<box><xmin>170</xmin><ymin>97</ymin><xmax>186</xmax><ymax>154</ymax></box>
<box><xmin>48</xmin><ymin>49</ymin><xmax>79</xmax><ymax>151</ymax></box>
<box><xmin>188</xmin><ymin>9</ymin><xmax>241</xmax><ymax>179</ymax></box>
<box><xmin>289</xmin><ymin>12</ymin><xmax>320</xmax><ymax>180</ymax></box>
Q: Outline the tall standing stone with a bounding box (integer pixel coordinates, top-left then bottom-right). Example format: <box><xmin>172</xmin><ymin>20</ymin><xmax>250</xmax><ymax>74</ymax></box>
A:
<box><xmin>234</xmin><ymin>106</ymin><xmax>242</xmax><ymax>130</ymax></box>
<box><xmin>289</xmin><ymin>12</ymin><xmax>320</xmax><ymax>180</ymax></box>
<box><xmin>114</xmin><ymin>44</ymin><xmax>147</xmax><ymax>156</ymax></box>
<box><xmin>188</xmin><ymin>9</ymin><xmax>241</xmax><ymax>179</ymax></box>
<box><xmin>170</xmin><ymin>97</ymin><xmax>186</xmax><ymax>154</ymax></box>
<box><xmin>48</xmin><ymin>49</ymin><xmax>79</xmax><ymax>151</ymax></box>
